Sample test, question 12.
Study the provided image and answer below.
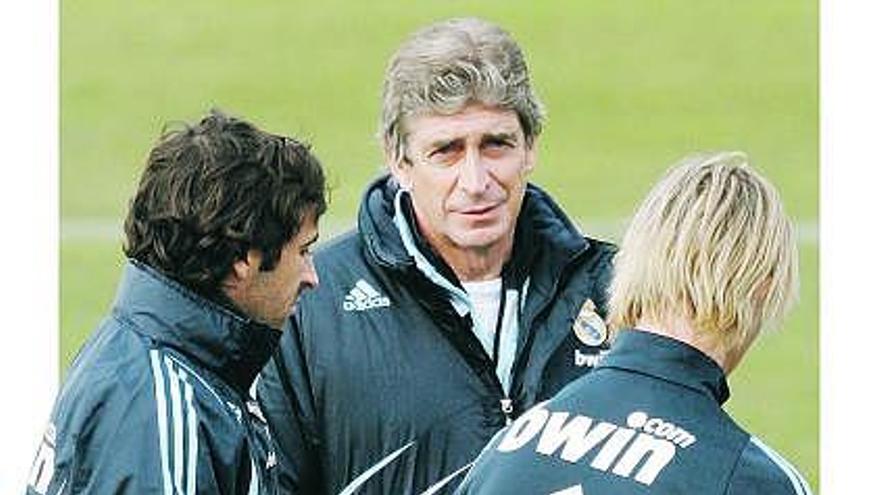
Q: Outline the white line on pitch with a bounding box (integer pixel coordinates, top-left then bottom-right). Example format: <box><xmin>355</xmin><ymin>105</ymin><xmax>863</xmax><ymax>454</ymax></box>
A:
<box><xmin>61</xmin><ymin>217</ymin><xmax>819</xmax><ymax>245</ymax></box>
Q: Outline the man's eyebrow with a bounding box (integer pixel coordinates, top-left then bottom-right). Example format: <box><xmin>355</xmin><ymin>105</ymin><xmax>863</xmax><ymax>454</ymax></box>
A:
<box><xmin>427</xmin><ymin>137</ymin><xmax>462</xmax><ymax>149</ymax></box>
<box><xmin>483</xmin><ymin>131</ymin><xmax>519</xmax><ymax>142</ymax></box>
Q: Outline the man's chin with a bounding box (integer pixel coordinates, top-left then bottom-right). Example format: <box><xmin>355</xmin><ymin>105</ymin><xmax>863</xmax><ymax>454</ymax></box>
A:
<box><xmin>449</xmin><ymin>226</ymin><xmax>509</xmax><ymax>250</ymax></box>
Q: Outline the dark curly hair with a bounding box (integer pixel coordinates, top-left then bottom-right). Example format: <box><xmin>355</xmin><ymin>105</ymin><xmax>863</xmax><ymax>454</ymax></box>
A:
<box><xmin>123</xmin><ymin>109</ymin><xmax>327</xmax><ymax>298</ymax></box>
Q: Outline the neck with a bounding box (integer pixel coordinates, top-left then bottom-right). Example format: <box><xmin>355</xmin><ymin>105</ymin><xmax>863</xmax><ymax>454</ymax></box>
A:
<box><xmin>396</xmin><ymin>190</ymin><xmax>515</xmax><ymax>282</ymax></box>
<box><xmin>448</xmin><ymin>244</ymin><xmax>510</xmax><ymax>282</ymax></box>
<box><xmin>634</xmin><ymin>316</ymin><xmax>733</xmax><ymax>374</ymax></box>
<box><xmin>426</xmin><ymin>228</ymin><xmax>513</xmax><ymax>282</ymax></box>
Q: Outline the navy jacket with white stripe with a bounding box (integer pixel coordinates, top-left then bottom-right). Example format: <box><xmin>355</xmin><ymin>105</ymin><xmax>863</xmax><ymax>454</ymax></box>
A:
<box><xmin>26</xmin><ymin>261</ymin><xmax>280</xmax><ymax>494</ymax></box>
<box><xmin>455</xmin><ymin>330</ymin><xmax>813</xmax><ymax>494</ymax></box>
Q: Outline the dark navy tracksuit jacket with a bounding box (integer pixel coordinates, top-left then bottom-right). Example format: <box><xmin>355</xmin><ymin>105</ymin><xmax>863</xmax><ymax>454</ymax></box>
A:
<box><xmin>257</xmin><ymin>176</ymin><xmax>616</xmax><ymax>494</ymax></box>
<box><xmin>26</xmin><ymin>261</ymin><xmax>280</xmax><ymax>494</ymax></box>
<box><xmin>456</xmin><ymin>330</ymin><xmax>813</xmax><ymax>494</ymax></box>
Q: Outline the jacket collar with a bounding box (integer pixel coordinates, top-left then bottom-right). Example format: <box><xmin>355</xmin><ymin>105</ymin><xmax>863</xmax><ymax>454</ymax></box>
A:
<box><xmin>598</xmin><ymin>330</ymin><xmax>731</xmax><ymax>405</ymax></box>
<box><xmin>112</xmin><ymin>260</ymin><xmax>280</xmax><ymax>396</ymax></box>
<box><xmin>357</xmin><ymin>174</ymin><xmax>589</xmax><ymax>291</ymax></box>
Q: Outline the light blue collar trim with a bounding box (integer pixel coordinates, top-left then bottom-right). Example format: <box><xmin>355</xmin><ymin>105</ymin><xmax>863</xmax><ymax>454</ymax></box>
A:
<box><xmin>393</xmin><ymin>190</ymin><xmax>472</xmax><ymax>316</ymax></box>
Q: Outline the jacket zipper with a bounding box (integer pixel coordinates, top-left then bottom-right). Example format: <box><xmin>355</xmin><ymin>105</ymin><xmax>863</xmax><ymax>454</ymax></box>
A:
<box><xmin>491</xmin><ymin>288</ymin><xmax>515</xmax><ymax>424</ymax></box>
<box><xmin>412</xmin><ymin>268</ymin><xmax>511</xmax><ymax>424</ymax></box>
<box><xmin>507</xmin><ymin>245</ymin><xmax>590</xmax><ymax>409</ymax></box>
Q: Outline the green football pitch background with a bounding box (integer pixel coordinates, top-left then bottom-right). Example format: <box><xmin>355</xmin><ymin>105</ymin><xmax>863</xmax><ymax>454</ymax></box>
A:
<box><xmin>61</xmin><ymin>0</ymin><xmax>818</xmax><ymax>489</ymax></box>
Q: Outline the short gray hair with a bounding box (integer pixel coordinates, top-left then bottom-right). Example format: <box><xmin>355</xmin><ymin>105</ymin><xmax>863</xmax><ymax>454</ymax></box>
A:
<box><xmin>380</xmin><ymin>17</ymin><xmax>545</xmax><ymax>164</ymax></box>
<box><xmin>608</xmin><ymin>151</ymin><xmax>799</xmax><ymax>353</ymax></box>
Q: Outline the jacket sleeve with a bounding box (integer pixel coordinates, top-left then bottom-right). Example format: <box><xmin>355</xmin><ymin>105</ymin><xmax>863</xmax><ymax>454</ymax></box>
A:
<box><xmin>453</xmin><ymin>432</ymin><xmax>499</xmax><ymax>495</ymax></box>
<box><xmin>726</xmin><ymin>437</ymin><xmax>813</xmax><ymax>495</ymax></box>
<box><xmin>257</xmin><ymin>314</ymin><xmax>325</xmax><ymax>494</ymax></box>
<box><xmin>27</xmin><ymin>352</ymin><xmax>259</xmax><ymax>495</ymax></box>
<box><xmin>25</xmin><ymin>375</ymin><xmax>167</xmax><ymax>494</ymax></box>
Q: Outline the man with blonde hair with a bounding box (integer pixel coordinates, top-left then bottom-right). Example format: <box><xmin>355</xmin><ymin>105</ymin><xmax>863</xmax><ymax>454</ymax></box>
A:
<box><xmin>258</xmin><ymin>17</ymin><xmax>615</xmax><ymax>494</ymax></box>
<box><xmin>456</xmin><ymin>151</ymin><xmax>812</xmax><ymax>494</ymax></box>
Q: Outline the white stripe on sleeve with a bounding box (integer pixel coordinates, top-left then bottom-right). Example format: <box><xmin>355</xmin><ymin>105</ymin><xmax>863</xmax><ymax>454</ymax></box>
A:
<box><xmin>337</xmin><ymin>441</ymin><xmax>415</xmax><ymax>495</ymax></box>
<box><xmin>180</xmin><ymin>369</ymin><xmax>198</xmax><ymax>495</ymax></box>
<box><xmin>549</xmin><ymin>485</ymin><xmax>585</xmax><ymax>495</ymax></box>
<box><xmin>417</xmin><ymin>462</ymin><xmax>474</xmax><ymax>495</ymax></box>
<box><xmin>149</xmin><ymin>350</ymin><xmax>174</xmax><ymax>495</ymax></box>
<box><xmin>164</xmin><ymin>355</ymin><xmax>186</xmax><ymax>493</ymax></box>
<box><xmin>247</xmin><ymin>459</ymin><xmax>259</xmax><ymax>495</ymax></box>
<box><xmin>750</xmin><ymin>437</ymin><xmax>812</xmax><ymax>495</ymax></box>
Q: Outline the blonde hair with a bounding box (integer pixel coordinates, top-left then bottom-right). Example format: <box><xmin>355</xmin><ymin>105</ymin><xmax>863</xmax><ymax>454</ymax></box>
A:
<box><xmin>608</xmin><ymin>151</ymin><xmax>799</xmax><ymax>353</ymax></box>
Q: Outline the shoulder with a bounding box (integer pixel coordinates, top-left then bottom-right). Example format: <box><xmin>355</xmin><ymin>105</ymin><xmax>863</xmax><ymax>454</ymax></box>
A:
<box><xmin>43</xmin><ymin>326</ymin><xmax>161</xmax><ymax>488</ymax></box>
<box><xmin>456</xmin><ymin>425</ymin><xmax>541</xmax><ymax>495</ymax></box>
<box><xmin>309</xmin><ymin>229</ymin><xmax>379</xmax><ymax>291</ymax></box>
<box><xmin>300</xmin><ymin>227</ymin><xmax>403</xmax><ymax>317</ymax></box>
<box><xmin>150</xmin><ymin>349</ymin><xmax>243</xmax><ymax>427</ymax></box>
<box><xmin>314</xmin><ymin>228</ymin><xmax>363</xmax><ymax>267</ymax></box>
<box><xmin>582</xmin><ymin>236</ymin><xmax>617</xmax><ymax>270</ymax></box>
<box><xmin>727</xmin><ymin>436</ymin><xmax>813</xmax><ymax>494</ymax></box>
<box><xmin>585</xmin><ymin>236</ymin><xmax>617</xmax><ymax>255</ymax></box>
<box><xmin>57</xmin><ymin>319</ymin><xmax>154</xmax><ymax>424</ymax></box>
<box><xmin>58</xmin><ymin>332</ymin><xmax>235</xmax><ymax>442</ymax></box>
<box><xmin>556</xmin><ymin>236</ymin><xmax>616</xmax><ymax>316</ymax></box>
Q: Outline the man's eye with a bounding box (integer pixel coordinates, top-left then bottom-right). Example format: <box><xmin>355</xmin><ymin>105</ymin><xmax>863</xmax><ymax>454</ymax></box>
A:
<box><xmin>484</xmin><ymin>138</ymin><xmax>513</xmax><ymax>149</ymax></box>
<box><xmin>430</xmin><ymin>142</ymin><xmax>461</xmax><ymax>157</ymax></box>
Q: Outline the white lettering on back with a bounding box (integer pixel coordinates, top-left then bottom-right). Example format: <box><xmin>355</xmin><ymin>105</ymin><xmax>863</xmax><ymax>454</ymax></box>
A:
<box><xmin>493</xmin><ymin>407</ymin><xmax>697</xmax><ymax>486</ymax></box>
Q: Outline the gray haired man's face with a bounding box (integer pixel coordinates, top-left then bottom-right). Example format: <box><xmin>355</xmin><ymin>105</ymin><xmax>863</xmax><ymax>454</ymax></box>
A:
<box><xmin>392</xmin><ymin>103</ymin><xmax>536</xmax><ymax>258</ymax></box>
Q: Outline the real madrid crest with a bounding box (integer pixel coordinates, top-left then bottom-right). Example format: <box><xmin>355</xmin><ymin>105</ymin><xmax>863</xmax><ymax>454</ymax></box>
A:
<box><xmin>572</xmin><ymin>298</ymin><xmax>608</xmax><ymax>347</ymax></box>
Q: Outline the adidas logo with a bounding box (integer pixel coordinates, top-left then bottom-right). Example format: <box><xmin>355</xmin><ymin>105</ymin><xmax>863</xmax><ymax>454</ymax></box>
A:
<box><xmin>343</xmin><ymin>279</ymin><xmax>391</xmax><ymax>312</ymax></box>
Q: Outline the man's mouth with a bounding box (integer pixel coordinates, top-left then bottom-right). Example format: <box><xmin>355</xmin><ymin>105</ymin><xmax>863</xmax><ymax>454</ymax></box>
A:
<box><xmin>459</xmin><ymin>203</ymin><xmax>500</xmax><ymax>216</ymax></box>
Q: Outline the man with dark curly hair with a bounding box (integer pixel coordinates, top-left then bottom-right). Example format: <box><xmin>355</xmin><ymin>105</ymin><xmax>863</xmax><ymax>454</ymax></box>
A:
<box><xmin>26</xmin><ymin>110</ymin><xmax>326</xmax><ymax>495</ymax></box>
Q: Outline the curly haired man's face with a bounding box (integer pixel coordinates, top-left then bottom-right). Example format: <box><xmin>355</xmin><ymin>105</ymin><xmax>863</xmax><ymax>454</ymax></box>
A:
<box><xmin>227</xmin><ymin>213</ymin><xmax>320</xmax><ymax>330</ymax></box>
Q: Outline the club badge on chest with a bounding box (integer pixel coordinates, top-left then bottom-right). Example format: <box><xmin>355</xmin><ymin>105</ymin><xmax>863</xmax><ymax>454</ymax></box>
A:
<box><xmin>572</xmin><ymin>298</ymin><xmax>608</xmax><ymax>347</ymax></box>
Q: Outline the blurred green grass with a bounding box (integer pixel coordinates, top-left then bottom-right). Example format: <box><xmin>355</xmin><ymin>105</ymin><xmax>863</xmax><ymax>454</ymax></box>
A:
<box><xmin>61</xmin><ymin>0</ymin><xmax>817</xmax><ymax>221</ymax></box>
<box><xmin>61</xmin><ymin>0</ymin><xmax>818</xmax><ymax>489</ymax></box>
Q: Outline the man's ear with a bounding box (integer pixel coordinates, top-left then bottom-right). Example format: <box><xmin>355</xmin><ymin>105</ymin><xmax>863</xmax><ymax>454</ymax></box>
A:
<box><xmin>230</xmin><ymin>250</ymin><xmax>261</xmax><ymax>283</ymax></box>
<box><xmin>385</xmin><ymin>141</ymin><xmax>412</xmax><ymax>190</ymax></box>
<box><xmin>523</xmin><ymin>139</ymin><xmax>538</xmax><ymax>175</ymax></box>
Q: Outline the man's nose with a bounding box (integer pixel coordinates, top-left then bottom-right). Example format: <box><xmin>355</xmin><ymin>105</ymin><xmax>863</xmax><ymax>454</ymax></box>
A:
<box><xmin>302</xmin><ymin>258</ymin><xmax>319</xmax><ymax>290</ymax></box>
<box><xmin>458</xmin><ymin>148</ymin><xmax>490</xmax><ymax>195</ymax></box>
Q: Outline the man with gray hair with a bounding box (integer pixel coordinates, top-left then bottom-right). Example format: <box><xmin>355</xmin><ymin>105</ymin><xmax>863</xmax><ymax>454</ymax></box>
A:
<box><xmin>456</xmin><ymin>152</ymin><xmax>812</xmax><ymax>494</ymax></box>
<box><xmin>258</xmin><ymin>17</ymin><xmax>615</xmax><ymax>494</ymax></box>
